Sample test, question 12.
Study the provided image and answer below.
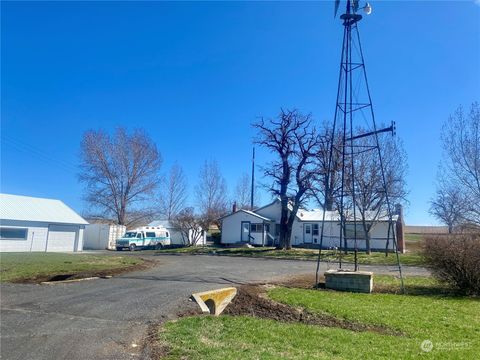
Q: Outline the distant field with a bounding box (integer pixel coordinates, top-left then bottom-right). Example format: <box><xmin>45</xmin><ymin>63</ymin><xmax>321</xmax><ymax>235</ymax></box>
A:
<box><xmin>405</xmin><ymin>225</ymin><xmax>449</xmax><ymax>234</ymax></box>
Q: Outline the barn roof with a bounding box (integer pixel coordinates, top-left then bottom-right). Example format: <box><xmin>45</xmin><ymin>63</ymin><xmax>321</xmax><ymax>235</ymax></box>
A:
<box><xmin>0</xmin><ymin>193</ymin><xmax>88</xmax><ymax>225</ymax></box>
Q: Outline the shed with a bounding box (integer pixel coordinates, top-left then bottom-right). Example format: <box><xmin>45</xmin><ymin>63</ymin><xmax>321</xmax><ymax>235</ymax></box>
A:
<box><xmin>220</xmin><ymin>209</ymin><xmax>274</xmax><ymax>246</ymax></box>
<box><xmin>83</xmin><ymin>223</ymin><xmax>126</xmax><ymax>250</ymax></box>
<box><xmin>0</xmin><ymin>193</ymin><xmax>88</xmax><ymax>252</ymax></box>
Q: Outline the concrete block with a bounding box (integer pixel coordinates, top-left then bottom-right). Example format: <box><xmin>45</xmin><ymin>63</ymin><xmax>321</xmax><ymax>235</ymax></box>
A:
<box><xmin>324</xmin><ymin>270</ymin><xmax>373</xmax><ymax>293</ymax></box>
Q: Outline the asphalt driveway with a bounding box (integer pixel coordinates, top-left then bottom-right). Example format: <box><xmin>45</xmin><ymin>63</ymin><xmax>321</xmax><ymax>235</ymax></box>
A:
<box><xmin>0</xmin><ymin>254</ymin><xmax>428</xmax><ymax>360</ymax></box>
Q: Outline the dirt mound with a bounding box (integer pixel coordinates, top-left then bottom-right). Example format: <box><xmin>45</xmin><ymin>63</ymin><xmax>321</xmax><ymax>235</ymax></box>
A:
<box><xmin>223</xmin><ymin>285</ymin><xmax>404</xmax><ymax>336</ymax></box>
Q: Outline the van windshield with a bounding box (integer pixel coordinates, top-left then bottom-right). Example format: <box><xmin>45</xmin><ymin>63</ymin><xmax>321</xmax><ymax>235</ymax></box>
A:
<box><xmin>124</xmin><ymin>232</ymin><xmax>138</xmax><ymax>238</ymax></box>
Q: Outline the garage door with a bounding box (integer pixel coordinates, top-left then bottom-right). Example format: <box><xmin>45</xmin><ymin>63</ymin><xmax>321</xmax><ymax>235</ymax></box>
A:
<box><xmin>47</xmin><ymin>225</ymin><xmax>77</xmax><ymax>252</ymax></box>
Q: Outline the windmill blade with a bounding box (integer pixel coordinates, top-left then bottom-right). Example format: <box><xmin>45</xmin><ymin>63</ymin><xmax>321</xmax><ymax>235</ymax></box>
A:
<box><xmin>334</xmin><ymin>0</ymin><xmax>340</xmax><ymax>18</ymax></box>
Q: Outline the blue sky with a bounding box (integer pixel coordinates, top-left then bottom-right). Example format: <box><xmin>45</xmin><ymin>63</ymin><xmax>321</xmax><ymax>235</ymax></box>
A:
<box><xmin>1</xmin><ymin>1</ymin><xmax>479</xmax><ymax>225</ymax></box>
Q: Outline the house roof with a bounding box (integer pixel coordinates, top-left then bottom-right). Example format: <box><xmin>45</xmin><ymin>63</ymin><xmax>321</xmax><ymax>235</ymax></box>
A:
<box><xmin>297</xmin><ymin>209</ymin><xmax>399</xmax><ymax>222</ymax></box>
<box><xmin>0</xmin><ymin>193</ymin><xmax>88</xmax><ymax>225</ymax></box>
<box><xmin>219</xmin><ymin>209</ymin><xmax>272</xmax><ymax>222</ymax></box>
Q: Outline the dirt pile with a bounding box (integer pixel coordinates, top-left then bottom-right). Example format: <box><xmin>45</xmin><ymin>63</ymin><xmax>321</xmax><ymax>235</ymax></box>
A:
<box><xmin>223</xmin><ymin>285</ymin><xmax>404</xmax><ymax>336</ymax></box>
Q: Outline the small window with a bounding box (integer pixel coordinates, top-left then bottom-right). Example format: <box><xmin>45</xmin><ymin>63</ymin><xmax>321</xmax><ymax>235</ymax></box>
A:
<box><xmin>146</xmin><ymin>232</ymin><xmax>156</xmax><ymax>238</ymax></box>
<box><xmin>166</xmin><ymin>231</ymin><xmax>169</xmax><ymax>237</ymax></box>
<box><xmin>312</xmin><ymin>224</ymin><xmax>319</xmax><ymax>236</ymax></box>
<box><xmin>0</xmin><ymin>228</ymin><xmax>28</xmax><ymax>240</ymax></box>
<box><xmin>305</xmin><ymin>225</ymin><xmax>311</xmax><ymax>234</ymax></box>
<box><xmin>250</xmin><ymin>224</ymin><xmax>263</xmax><ymax>233</ymax></box>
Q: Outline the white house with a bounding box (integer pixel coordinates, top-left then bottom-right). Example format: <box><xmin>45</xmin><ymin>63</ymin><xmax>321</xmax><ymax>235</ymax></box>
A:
<box><xmin>220</xmin><ymin>199</ymin><xmax>405</xmax><ymax>252</ymax></box>
<box><xmin>149</xmin><ymin>220</ymin><xmax>207</xmax><ymax>246</ymax></box>
<box><xmin>0</xmin><ymin>193</ymin><xmax>88</xmax><ymax>252</ymax></box>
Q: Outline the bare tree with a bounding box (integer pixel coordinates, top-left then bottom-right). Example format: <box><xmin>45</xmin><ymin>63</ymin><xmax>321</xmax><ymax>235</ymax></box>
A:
<box><xmin>437</xmin><ymin>103</ymin><xmax>480</xmax><ymax>226</ymax></box>
<box><xmin>253</xmin><ymin>109</ymin><xmax>320</xmax><ymax>250</ymax></box>
<box><xmin>79</xmin><ymin>128</ymin><xmax>162</xmax><ymax>227</ymax></box>
<box><xmin>195</xmin><ymin>160</ymin><xmax>228</xmax><ymax>228</ymax></box>
<box><xmin>430</xmin><ymin>179</ymin><xmax>467</xmax><ymax>233</ymax></box>
<box><xmin>234</xmin><ymin>172</ymin><xmax>257</xmax><ymax>210</ymax></box>
<box><xmin>311</xmin><ymin>121</ymin><xmax>343</xmax><ymax>211</ymax></box>
<box><xmin>171</xmin><ymin>207</ymin><xmax>205</xmax><ymax>246</ymax></box>
<box><xmin>352</xmin><ymin>130</ymin><xmax>408</xmax><ymax>253</ymax></box>
<box><xmin>159</xmin><ymin>163</ymin><xmax>188</xmax><ymax>220</ymax></box>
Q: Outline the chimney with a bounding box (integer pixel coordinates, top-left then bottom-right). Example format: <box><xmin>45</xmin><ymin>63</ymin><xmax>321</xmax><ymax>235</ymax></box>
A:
<box><xmin>232</xmin><ymin>202</ymin><xmax>237</xmax><ymax>213</ymax></box>
<box><xmin>395</xmin><ymin>204</ymin><xmax>405</xmax><ymax>253</ymax></box>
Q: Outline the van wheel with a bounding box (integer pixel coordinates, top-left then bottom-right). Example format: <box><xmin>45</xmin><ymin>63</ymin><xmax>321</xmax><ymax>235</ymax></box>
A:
<box><xmin>155</xmin><ymin>243</ymin><xmax>163</xmax><ymax>250</ymax></box>
<box><xmin>129</xmin><ymin>244</ymin><xmax>136</xmax><ymax>252</ymax></box>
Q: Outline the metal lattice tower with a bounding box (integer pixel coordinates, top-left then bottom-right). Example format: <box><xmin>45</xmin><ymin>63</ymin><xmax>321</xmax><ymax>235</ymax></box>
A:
<box><xmin>315</xmin><ymin>0</ymin><xmax>404</xmax><ymax>292</ymax></box>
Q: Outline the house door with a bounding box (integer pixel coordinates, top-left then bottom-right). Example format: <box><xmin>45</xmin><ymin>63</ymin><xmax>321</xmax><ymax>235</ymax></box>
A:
<box><xmin>241</xmin><ymin>221</ymin><xmax>251</xmax><ymax>242</ymax></box>
<box><xmin>304</xmin><ymin>224</ymin><xmax>313</xmax><ymax>243</ymax></box>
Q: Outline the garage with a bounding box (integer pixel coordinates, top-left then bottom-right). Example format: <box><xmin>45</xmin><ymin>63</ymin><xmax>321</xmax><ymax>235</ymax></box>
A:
<box><xmin>0</xmin><ymin>193</ymin><xmax>88</xmax><ymax>252</ymax></box>
<box><xmin>46</xmin><ymin>225</ymin><xmax>78</xmax><ymax>252</ymax></box>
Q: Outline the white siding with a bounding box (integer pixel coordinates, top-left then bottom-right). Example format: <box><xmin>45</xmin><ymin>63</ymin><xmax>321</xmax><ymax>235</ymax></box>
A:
<box><xmin>0</xmin><ymin>220</ymin><xmax>85</xmax><ymax>252</ymax></box>
<box><xmin>221</xmin><ymin>212</ymin><xmax>268</xmax><ymax>245</ymax></box>
<box><xmin>292</xmin><ymin>220</ymin><xmax>396</xmax><ymax>251</ymax></box>
<box><xmin>77</xmin><ymin>228</ymin><xmax>84</xmax><ymax>252</ymax></box>
<box><xmin>255</xmin><ymin>201</ymin><xmax>282</xmax><ymax>223</ymax></box>
<box><xmin>0</xmin><ymin>220</ymin><xmax>49</xmax><ymax>252</ymax></box>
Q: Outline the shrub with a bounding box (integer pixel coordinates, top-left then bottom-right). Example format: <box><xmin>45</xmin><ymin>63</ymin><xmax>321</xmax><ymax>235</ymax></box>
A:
<box><xmin>210</xmin><ymin>232</ymin><xmax>222</xmax><ymax>245</ymax></box>
<box><xmin>423</xmin><ymin>233</ymin><xmax>480</xmax><ymax>295</ymax></box>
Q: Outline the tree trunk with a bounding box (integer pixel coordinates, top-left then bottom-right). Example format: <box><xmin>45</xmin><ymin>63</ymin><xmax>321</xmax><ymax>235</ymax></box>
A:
<box><xmin>278</xmin><ymin>196</ymin><xmax>289</xmax><ymax>249</ymax></box>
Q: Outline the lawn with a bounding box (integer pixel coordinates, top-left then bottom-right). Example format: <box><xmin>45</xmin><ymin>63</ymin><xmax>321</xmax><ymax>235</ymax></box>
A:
<box><xmin>158</xmin><ymin>275</ymin><xmax>480</xmax><ymax>359</ymax></box>
<box><xmin>0</xmin><ymin>252</ymin><xmax>144</xmax><ymax>283</ymax></box>
<box><xmin>157</xmin><ymin>245</ymin><xmax>424</xmax><ymax>266</ymax></box>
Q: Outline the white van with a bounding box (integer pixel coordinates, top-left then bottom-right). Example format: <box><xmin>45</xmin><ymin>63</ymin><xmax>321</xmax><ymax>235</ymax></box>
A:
<box><xmin>115</xmin><ymin>226</ymin><xmax>171</xmax><ymax>251</ymax></box>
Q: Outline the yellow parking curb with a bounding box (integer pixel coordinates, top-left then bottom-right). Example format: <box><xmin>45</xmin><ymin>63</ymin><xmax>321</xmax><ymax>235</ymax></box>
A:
<box><xmin>191</xmin><ymin>287</ymin><xmax>237</xmax><ymax>316</ymax></box>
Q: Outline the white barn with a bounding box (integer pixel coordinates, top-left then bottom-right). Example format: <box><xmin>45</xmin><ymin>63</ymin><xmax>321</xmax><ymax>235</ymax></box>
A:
<box><xmin>0</xmin><ymin>193</ymin><xmax>88</xmax><ymax>252</ymax></box>
<box><xmin>220</xmin><ymin>199</ymin><xmax>405</xmax><ymax>252</ymax></box>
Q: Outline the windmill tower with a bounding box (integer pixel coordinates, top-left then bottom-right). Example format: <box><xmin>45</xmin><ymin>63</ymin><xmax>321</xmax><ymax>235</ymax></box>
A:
<box><xmin>315</xmin><ymin>0</ymin><xmax>404</xmax><ymax>292</ymax></box>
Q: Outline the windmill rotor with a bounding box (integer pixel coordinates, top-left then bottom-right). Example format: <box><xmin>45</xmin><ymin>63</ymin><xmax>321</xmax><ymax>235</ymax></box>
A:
<box><xmin>334</xmin><ymin>0</ymin><xmax>373</xmax><ymax>18</ymax></box>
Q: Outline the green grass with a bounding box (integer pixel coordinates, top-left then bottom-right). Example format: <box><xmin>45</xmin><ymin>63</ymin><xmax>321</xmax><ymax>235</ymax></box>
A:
<box><xmin>159</xmin><ymin>276</ymin><xmax>480</xmax><ymax>359</ymax></box>
<box><xmin>157</xmin><ymin>246</ymin><xmax>425</xmax><ymax>266</ymax></box>
<box><xmin>0</xmin><ymin>252</ymin><xmax>143</xmax><ymax>282</ymax></box>
<box><xmin>405</xmin><ymin>233</ymin><xmax>425</xmax><ymax>242</ymax></box>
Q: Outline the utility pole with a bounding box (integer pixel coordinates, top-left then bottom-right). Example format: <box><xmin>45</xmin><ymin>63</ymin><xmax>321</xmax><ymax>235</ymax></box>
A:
<box><xmin>250</xmin><ymin>147</ymin><xmax>255</xmax><ymax>209</ymax></box>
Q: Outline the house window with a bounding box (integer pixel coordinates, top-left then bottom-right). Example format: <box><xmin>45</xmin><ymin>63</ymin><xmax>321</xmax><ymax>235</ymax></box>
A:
<box><xmin>250</xmin><ymin>223</ymin><xmax>263</xmax><ymax>233</ymax></box>
<box><xmin>345</xmin><ymin>224</ymin><xmax>367</xmax><ymax>240</ymax></box>
<box><xmin>0</xmin><ymin>228</ymin><xmax>28</xmax><ymax>240</ymax></box>
<box><xmin>312</xmin><ymin>224</ymin><xmax>319</xmax><ymax>236</ymax></box>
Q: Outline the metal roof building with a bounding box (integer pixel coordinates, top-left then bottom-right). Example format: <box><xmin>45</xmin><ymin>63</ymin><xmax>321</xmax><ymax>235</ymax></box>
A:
<box><xmin>0</xmin><ymin>193</ymin><xmax>88</xmax><ymax>252</ymax></box>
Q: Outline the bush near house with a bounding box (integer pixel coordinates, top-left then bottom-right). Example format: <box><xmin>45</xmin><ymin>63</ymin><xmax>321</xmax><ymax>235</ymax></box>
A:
<box><xmin>423</xmin><ymin>233</ymin><xmax>480</xmax><ymax>295</ymax></box>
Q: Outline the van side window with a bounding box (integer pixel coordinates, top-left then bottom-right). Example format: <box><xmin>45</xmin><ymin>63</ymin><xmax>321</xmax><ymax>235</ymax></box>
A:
<box><xmin>136</xmin><ymin>233</ymin><xmax>143</xmax><ymax>239</ymax></box>
<box><xmin>146</xmin><ymin>232</ymin><xmax>156</xmax><ymax>238</ymax></box>
<box><xmin>166</xmin><ymin>231</ymin><xmax>169</xmax><ymax>237</ymax></box>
